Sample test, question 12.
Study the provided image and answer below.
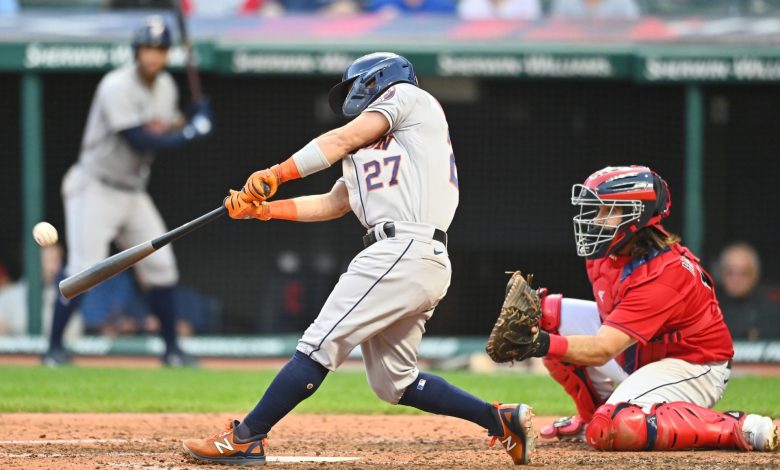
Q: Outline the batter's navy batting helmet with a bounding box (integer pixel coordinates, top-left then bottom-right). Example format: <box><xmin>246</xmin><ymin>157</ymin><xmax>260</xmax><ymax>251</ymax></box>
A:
<box><xmin>132</xmin><ymin>16</ymin><xmax>172</xmax><ymax>52</ymax></box>
<box><xmin>328</xmin><ymin>52</ymin><xmax>418</xmax><ymax>118</ymax></box>
<box><xmin>571</xmin><ymin>166</ymin><xmax>672</xmax><ymax>259</ymax></box>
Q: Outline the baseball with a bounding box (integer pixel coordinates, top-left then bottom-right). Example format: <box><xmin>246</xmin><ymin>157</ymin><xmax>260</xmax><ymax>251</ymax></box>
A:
<box><xmin>32</xmin><ymin>222</ymin><xmax>58</xmax><ymax>247</ymax></box>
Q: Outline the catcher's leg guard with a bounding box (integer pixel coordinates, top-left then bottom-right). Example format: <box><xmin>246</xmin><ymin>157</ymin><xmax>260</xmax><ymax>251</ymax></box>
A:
<box><xmin>540</xmin><ymin>293</ymin><xmax>563</xmax><ymax>333</ymax></box>
<box><xmin>542</xmin><ymin>358</ymin><xmax>602</xmax><ymax>422</ymax></box>
<box><xmin>586</xmin><ymin>402</ymin><xmax>752</xmax><ymax>451</ymax></box>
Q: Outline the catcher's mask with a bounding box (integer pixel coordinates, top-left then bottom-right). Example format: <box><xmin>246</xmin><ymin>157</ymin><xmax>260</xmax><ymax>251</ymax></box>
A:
<box><xmin>571</xmin><ymin>165</ymin><xmax>671</xmax><ymax>259</ymax></box>
<box><xmin>328</xmin><ymin>52</ymin><xmax>418</xmax><ymax>119</ymax></box>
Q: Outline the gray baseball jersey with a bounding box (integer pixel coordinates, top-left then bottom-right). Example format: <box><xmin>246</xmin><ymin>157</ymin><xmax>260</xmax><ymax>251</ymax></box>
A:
<box><xmin>61</xmin><ymin>64</ymin><xmax>179</xmax><ymax>287</ymax></box>
<box><xmin>79</xmin><ymin>64</ymin><xmax>180</xmax><ymax>190</ymax></box>
<box><xmin>341</xmin><ymin>83</ymin><xmax>459</xmax><ymax>231</ymax></box>
<box><xmin>297</xmin><ymin>83</ymin><xmax>459</xmax><ymax>403</ymax></box>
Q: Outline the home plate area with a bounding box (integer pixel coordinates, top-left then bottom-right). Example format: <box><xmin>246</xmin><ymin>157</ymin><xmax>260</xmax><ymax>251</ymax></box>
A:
<box><xmin>1</xmin><ymin>413</ymin><xmax>778</xmax><ymax>469</ymax></box>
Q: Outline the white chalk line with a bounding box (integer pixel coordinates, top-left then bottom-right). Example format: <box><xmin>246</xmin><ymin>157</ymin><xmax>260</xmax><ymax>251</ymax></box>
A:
<box><xmin>0</xmin><ymin>438</ymin><xmax>153</xmax><ymax>445</ymax></box>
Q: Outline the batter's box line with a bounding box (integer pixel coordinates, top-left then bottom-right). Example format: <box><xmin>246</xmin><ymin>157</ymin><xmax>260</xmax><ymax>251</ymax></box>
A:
<box><xmin>0</xmin><ymin>438</ymin><xmax>153</xmax><ymax>445</ymax></box>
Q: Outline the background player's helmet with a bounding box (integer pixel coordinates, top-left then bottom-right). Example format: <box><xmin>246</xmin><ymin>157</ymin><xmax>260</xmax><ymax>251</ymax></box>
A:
<box><xmin>132</xmin><ymin>16</ymin><xmax>172</xmax><ymax>54</ymax></box>
<box><xmin>328</xmin><ymin>52</ymin><xmax>418</xmax><ymax>118</ymax></box>
<box><xmin>571</xmin><ymin>165</ymin><xmax>671</xmax><ymax>259</ymax></box>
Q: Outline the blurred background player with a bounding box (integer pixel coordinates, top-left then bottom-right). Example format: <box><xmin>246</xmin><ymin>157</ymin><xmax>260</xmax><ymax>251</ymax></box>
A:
<box><xmin>182</xmin><ymin>52</ymin><xmax>534</xmax><ymax>466</ymax></box>
<box><xmin>514</xmin><ymin>166</ymin><xmax>778</xmax><ymax>452</ymax></box>
<box><xmin>716</xmin><ymin>242</ymin><xmax>780</xmax><ymax>341</ymax></box>
<box><xmin>41</xmin><ymin>15</ymin><xmax>212</xmax><ymax>367</ymax></box>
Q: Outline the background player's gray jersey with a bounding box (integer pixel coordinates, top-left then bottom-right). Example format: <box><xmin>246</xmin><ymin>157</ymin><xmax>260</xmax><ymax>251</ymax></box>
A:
<box><xmin>341</xmin><ymin>83</ymin><xmax>459</xmax><ymax>231</ymax></box>
<box><xmin>78</xmin><ymin>64</ymin><xmax>180</xmax><ymax>190</ymax></box>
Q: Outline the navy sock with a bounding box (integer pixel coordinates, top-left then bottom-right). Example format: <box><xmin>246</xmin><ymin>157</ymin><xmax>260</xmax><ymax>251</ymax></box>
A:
<box><xmin>398</xmin><ymin>372</ymin><xmax>503</xmax><ymax>436</ymax></box>
<box><xmin>147</xmin><ymin>287</ymin><xmax>178</xmax><ymax>353</ymax></box>
<box><xmin>48</xmin><ymin>271</ymin><xmax>81</xmax><ymax>351</ymax></box>
<box><xmin>239</xmin><ymin>351</ymin><xmax>329</xmax><ymax>438</ymax></box>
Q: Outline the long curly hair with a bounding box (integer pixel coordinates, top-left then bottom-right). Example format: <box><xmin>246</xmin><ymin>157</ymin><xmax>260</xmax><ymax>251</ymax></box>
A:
<box><xmin>630</xmin><ymin>226</ymin><xmax>681</xmax><ymax>259</ymax></box>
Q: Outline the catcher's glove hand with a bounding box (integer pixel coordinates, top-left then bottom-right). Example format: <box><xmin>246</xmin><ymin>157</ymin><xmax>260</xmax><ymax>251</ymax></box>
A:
<box><xmin>486</xmin><ymin>271</ymin><xmax>551</xmax><ymax>363</ymax></box>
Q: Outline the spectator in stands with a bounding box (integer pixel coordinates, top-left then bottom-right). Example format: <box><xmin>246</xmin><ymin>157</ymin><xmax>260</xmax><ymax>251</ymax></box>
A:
<box><xmin>366</xmin><ymin>0</ymin><xmax>456</xmax><ymax>15</ymax></box>
<box><xmin>550</xmin><ymin>0</ymin><xmax>640</xmax><ymax>20</ymax></box>
<box><xmin>180</xmin><ymin>0</ymin><xmax>261</xmax><ymax>16</ymax></box>
<box><xmin>260</xmin><ymin>0</ymin><xmax>359</xmax><ymax>16</ymax></box>
<box><xmin>458</xmin><ymin>0</ymin><xmax>541</xmax><ymax>20</ymax></box>
<box><xmin>716</xmin><ymin>242</ymin><xmax>780</xmax><ymax>340</ymax></box>
<box><xmin>80</xmin><ymin>269</ymin><xmax>214</xmax><ymax>337</ymax></box>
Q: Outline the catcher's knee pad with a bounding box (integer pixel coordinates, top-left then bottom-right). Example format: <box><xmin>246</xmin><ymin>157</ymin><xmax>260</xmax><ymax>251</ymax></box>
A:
<box><xmin>586</xmin><ymin>401</ymin><xmax>750</xmax><ymax>451</ymax></box>
<box><xmin>540</xmin><ymin>293</ymin><xmax>562</xmax><ymax>333</ymax></box>
<box><xmin>586</xmin><ymin>403</ymin><xmax>649</xmax><ymax>450</ymax></box>
<box><xmin>543</xmin><ymin>358</ymin><xmax>602</xmax><ymax>422</ymax></box>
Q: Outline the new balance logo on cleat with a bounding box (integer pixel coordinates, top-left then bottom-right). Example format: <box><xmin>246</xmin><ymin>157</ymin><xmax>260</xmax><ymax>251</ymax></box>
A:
<box><xmin>502</xmin><ymin>436</ymin><xmax>517</xmax><ymax>451</ymax></box>
<box><xmin>214</xmin><ymin>437</ymin><xmax>234</xmax><ymax>454</ymax></box>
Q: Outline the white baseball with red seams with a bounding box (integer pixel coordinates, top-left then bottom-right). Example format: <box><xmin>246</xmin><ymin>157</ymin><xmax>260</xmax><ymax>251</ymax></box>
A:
<box><xmin>32</xmin><ymin>222</ymin><xmax>58</xmax><ymax>247</ymax></box>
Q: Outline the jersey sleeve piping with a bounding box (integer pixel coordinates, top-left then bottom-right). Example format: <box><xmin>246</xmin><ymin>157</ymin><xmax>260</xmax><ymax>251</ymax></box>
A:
<box><xmin>603</xmin><ymin>320</ymin><xmax>649</xmax><ymax>345</ymax></box>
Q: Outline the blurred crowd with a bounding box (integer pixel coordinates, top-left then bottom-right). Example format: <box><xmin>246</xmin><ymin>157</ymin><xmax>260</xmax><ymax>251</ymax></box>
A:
<box><xmin>5</xmin><ymin>0</ymin><xmax>780</xmax><ymax>20</ymax></box>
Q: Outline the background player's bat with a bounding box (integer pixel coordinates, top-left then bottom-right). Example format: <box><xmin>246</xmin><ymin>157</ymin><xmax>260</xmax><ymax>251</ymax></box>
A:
<box><xmin>172</xmin><ymin>0</ymin><xmax>203</xmax><ymax>101</ymax></box>
<box><xmin>59</xmin><ymin>206</ymin><xmax>226</xmax><ymax>299</ymax></box>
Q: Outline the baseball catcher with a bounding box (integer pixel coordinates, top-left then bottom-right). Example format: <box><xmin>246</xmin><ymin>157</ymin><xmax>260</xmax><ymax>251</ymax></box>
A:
<box><xmin>487</xmin><ymin>165</ymin><xmax>778</xmax><ymax>453</ymax></box>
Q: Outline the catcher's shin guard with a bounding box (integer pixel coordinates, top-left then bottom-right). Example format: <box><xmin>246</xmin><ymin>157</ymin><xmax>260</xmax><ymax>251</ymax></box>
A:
<box><xmin>586</xmin><ymin>402</ymin><xmax>752</xmax><ymax>451</ymax></box>
<box><xmin>542</xmin><ymin>358</ymin><xmax>602</xmax><ymax>422</ymax></box>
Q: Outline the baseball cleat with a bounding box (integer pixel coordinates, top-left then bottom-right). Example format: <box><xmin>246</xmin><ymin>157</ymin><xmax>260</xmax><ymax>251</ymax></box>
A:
<box><xmin>539</xmin><ymin>415</ymin><xmax>586</xmax><ymax>442</ymax></box>
<box><xmin>183</xmin><ymin>419</ymin><xmax>268</xmax><ymax>465</ymax></box>
<box><xmin>41</xmin><ymin>348</ymin><xmax>72</xmax><ymax>367</ymax></box>
<box><xmin>162</xmin><ymin>349</ymin><xmax>199</xmax><ymax>368</ymax></box>
<box><xmin>489</xmin><ymin>402</ymin><xmax>535</xmax><ymax>465</ymax></box>
<box><xmin>740</xmin><ymin>414</ymin><xmax>779</xmax><ymax>452</ymax></box>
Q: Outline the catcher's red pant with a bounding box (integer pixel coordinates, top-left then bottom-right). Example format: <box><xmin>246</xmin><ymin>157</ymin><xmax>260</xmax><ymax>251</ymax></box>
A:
<box><xmin>586</xmin><ymin>401</ymin><xmax>750</xmax><ymax>451</ymax></box>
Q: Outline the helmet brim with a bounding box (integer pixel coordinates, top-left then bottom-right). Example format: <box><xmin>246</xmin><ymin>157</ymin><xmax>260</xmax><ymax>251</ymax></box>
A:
<box><xmin>327</xmin><ymin>78</ymin><xmax>356</xmax><ymax>117</ymax></box>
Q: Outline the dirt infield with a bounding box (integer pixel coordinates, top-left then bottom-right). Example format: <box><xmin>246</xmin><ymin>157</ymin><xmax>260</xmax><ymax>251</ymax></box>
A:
<box><xmin>1</xmin><ymin>413</ymin><xmax>779</xmax><ymax>469</ymax></box>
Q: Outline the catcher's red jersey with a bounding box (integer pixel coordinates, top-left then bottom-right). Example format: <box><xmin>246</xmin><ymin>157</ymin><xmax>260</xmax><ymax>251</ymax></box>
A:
<box><xmin>587</xmin><ymin>243</ymin><xmax>733</xmax><ymax>366</ymax></box>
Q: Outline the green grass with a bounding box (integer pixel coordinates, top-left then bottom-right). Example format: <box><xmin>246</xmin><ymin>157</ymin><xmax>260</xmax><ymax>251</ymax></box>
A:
<box><xmin>1</xmin><ymin>365</ymin><xmax>779</xmax><ymax>416</ymax></box>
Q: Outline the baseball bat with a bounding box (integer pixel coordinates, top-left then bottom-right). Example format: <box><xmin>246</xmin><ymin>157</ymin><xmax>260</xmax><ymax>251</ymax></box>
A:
<box><xmin>59</xmin><ymin>206</ymin><xmax>226</xmax><ymax>299</ymax></box>
<box><xmin>172</xmin><ymin>0</ymin><xmax>203</xmax><ymax>101</ymax></box>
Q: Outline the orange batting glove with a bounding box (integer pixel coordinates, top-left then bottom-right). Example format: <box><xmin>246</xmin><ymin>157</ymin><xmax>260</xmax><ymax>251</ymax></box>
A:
<box><xmin>241</xmin><ymin>159</ymin><xmax>302</xmax><ymax>202</ymax></box>
<box><xmin>242</xmin><ymin>168</ymin><xmax>279</xmax><ymax>202</ymax></box>
<box><xmin>224</xmin><ymin>189</ymin><xmax>260</xmax><ymax>219</ymax></box>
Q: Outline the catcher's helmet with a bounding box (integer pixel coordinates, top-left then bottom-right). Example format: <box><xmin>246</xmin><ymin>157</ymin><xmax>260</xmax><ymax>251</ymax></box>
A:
<box><xmin>571</xmin><ymin>165</ymin><xmax>671</xmax><ymax>259</ymax></box>
<box><xmin>132</xmin><ymin>16</ymin><xmax>172</xmax><ymax>52</ymax></box>
<box><xmin>328</xmin><ymin>52</ymin><xmax>418</xmax><ymax>118</ymax></box>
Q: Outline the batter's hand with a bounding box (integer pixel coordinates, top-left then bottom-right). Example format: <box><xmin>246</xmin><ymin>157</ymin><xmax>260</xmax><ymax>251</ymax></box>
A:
<box><xmin>242</xmin><ymin>167</ymin><xmax>279</xmax><ymax>202</ymax></box>
<box><xmin>224</xmin><ymin>190</ymin><xmax>273</xmax><ymax>220</ymax></box>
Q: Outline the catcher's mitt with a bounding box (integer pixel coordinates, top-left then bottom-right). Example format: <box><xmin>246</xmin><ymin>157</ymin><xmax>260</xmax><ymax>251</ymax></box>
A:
<box><xmin>486</xmin><ymin>271</ymin><xmax>543</xmax><ymax>363</ymax></box>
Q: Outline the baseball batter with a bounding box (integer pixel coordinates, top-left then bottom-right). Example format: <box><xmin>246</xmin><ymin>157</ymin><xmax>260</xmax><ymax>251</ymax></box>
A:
<box><xmin>494</xmin><ymin>166</ymin><xmax>778</xmax><ymax>452</ymax></box>
<box><xmin>42</xmin><ymin>16</ymin><xmax>212</xmax><ymax>367</ymax></box>
<box><xmin>183</xmin><ymin>52</ymin><xmax>535</xmax><ymax>466</ymax></box>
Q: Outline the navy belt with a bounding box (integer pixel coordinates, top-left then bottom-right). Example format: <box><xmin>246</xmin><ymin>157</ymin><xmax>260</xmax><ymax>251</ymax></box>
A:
<box><xmin>96</xmin><ymin>175</ymin><xmax>140</xmax><ymax>192</ymax></box>
<box><xmin>362</xmin><ymin>222</ymin><xmax>447</xmax><ymax>248</ymax></box>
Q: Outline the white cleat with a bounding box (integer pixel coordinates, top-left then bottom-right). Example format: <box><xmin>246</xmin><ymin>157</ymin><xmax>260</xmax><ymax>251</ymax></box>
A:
<box><xmin>741</xmin><ymin>414</ymin><xmax>779</xmax><ymax>451</ymax></box>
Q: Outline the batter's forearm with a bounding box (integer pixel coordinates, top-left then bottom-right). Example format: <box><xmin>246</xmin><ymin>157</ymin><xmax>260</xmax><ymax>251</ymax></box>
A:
<box><xmin>288</xmin><ymin>194</ymin><xmax>349</xmax><ymax>222</ymax></box>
